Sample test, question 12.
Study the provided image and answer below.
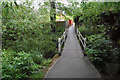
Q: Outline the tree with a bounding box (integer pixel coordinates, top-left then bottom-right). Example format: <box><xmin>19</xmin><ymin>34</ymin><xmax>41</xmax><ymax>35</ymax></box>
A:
<box><xmin>50</xmin><ymin>0</ymin><xmax>56</xmax><ymax>32</ymax></box>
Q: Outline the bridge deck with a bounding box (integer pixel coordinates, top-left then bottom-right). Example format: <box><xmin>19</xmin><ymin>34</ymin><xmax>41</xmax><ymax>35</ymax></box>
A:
<box><xmin>46</xmin><ymin>25</ymin><xmax>100</xmax><ymax>78</ymax></box>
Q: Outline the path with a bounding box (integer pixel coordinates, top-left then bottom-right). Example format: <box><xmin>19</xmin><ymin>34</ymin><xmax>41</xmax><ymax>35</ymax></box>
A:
<box><xmin>46</xmin><ymin>25</ymin><xmax>100</xmax><ymax>78</ymax></box>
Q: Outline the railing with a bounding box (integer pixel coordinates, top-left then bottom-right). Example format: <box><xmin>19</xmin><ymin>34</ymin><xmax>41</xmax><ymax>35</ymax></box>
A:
<box><xmin>58</xmin><ymin>29</ymin><xmax>67</xmax><ymax>56</ymax></box>
<box><xmin>76</xmin><ymin>29</ymin><xmax>86</xmax><ymax>52</ymax></box>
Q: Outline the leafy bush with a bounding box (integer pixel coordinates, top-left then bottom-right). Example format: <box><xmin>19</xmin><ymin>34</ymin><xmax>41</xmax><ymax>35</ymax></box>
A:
<box><xmin>86</xmin><ymin>34</ymin><xmax>120</xmax><ymax>73</ymax></box>
<box><xmin>2</xmin><ymin>50</ymin><xmax>40</xmax><ymax>79</ymax></box>
<box><xmin>2</xmin><ymin>2</ymin><xmax>57</xmax><ymax>63</ymax></box>
<box><xmin>86</xmin><ymin>34</ymin><xmax>112</xmax><ymax>62</ymax></box>
<box><xmin>55</xmin><ymin>26</ymin><xmax>65</xmax><ymax>37</ymax></box>
<box><xmin>78</xmin><ymin>27</ymin><xmax>94</xmax><ymax>37</ymax></box>
<box><xmin>2</xmin><ymin>20</ymin><xmax>56</xmax><ymax>60</ymax></box>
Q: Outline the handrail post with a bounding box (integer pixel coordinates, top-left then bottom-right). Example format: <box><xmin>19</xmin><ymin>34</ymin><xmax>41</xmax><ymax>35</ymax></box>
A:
<box><xmin>83</xmin><ymin>38</ymin><xmax>86</xmax><ymax>56</ymax></box>
<box><xmin>58</xmin><ymin>38</ymin><xmax>61</xmax><ymax>56</ymax></box>
<box><xmin>77</xmin><ymin>29</ymin><xmax>78</xmax><ymax>34</ymax></box>
<box><xmin>64</xmin><ymin>32</ymin><xmax>66</xmax><ymax>42</ymax></box>
<box><xmin>84</xmin><ymin>38</ymin><xmax>86</xmax><ymax>49</ymax></box>
<box><xmin>83</xmin><ymin>38</ymin><xmax>86</xmax><ymax>52</ymax></box>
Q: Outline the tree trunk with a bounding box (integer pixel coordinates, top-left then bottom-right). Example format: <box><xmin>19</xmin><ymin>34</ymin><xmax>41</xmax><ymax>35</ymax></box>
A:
<box><xmin>50</xmin><ymin>1</ymin><xmax>56</xmax><ymax>32</ymax></box>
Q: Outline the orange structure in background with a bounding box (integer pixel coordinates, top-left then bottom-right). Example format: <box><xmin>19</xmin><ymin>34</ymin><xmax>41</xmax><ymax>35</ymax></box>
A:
<box><xmin>68</xmin><ymin>20</ymin><xmax>73</xmax><ymax>26</ymax></box>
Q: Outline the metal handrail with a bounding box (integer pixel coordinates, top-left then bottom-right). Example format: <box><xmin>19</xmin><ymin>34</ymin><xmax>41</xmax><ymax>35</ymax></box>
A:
<box><xmin>77</xmin><ymin>29</ymin><xmax>86</xmax><ymax>52</ymax></box>
<box><xmin>58</xmin><ymin>29</ymin><xmax>67</xmax><ymax>55</ymax></box>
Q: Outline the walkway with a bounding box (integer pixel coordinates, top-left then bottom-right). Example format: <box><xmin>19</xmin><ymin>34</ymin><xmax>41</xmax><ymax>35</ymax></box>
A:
<box><xmin>46</xmin><ymin>25</ymin><xmax>100</xmax><ymax>78</ymax></box>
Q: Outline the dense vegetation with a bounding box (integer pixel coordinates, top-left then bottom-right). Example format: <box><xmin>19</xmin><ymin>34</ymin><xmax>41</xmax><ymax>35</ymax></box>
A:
<box><xmin>2</xmin><ymin>1</ymin><xmax>65</xmax><ymax>79</ymax></box>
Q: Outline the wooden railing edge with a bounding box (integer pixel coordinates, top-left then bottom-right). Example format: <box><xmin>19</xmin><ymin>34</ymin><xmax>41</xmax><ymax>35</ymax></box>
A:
<box><xmin>58</xmin><ymin>29</ymin><xmax>68</xmax><ymax>56</ymax></box>
<box><xmin>77</xmin><ymin>29</ymin><xmax>86</xmax><ymax>53</ymax></box>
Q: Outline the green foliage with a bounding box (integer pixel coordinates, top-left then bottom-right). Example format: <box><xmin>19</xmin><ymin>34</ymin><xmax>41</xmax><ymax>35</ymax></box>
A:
<box><xmin>29</xmin><ymin>71</ymin><xmax>45</xmax><ymax>79</ymax></box>
<box><xmin>2</xmin><ymin>50</ymin><xmax>40</xmax><ymax>79</ymax></box>
<box><xmin>79</xmin><ymin>2</ymin><xmax>119</xmax><ymax>24</ymax></box>
<box><xmin>68</xmin><ymin>2</ymin><xmax>120</xmax><ymax>29</ymax></box>
<box><xmin>55</xmin><ymin>26</ymin><xmax>65</xmax><ymax>37</ymax></box>
<box><xmin>42</xmin><ymin>59</ymin><xmax>52</xmax><ymax>66</ymax></box>
<box><xmin>78</xmin><ymin>26</ymin><xmax>94</xmax><ymax>37</ymax></box>
<box><xmin>86</xmin><ymin>34</ymin><xmax>120</xmax><ymax>73</ymax></box>
<box><xmin>2</xmin><ymin>1</ymin><xmax>56</xmax><ymax>59</ymax></box>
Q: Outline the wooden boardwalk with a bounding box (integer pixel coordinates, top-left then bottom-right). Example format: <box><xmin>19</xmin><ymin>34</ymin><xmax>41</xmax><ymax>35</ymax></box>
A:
<box><xmin>46</xmin><ymin>25</ymin><xmax>101</xmax><ymax>78</ymax></box>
